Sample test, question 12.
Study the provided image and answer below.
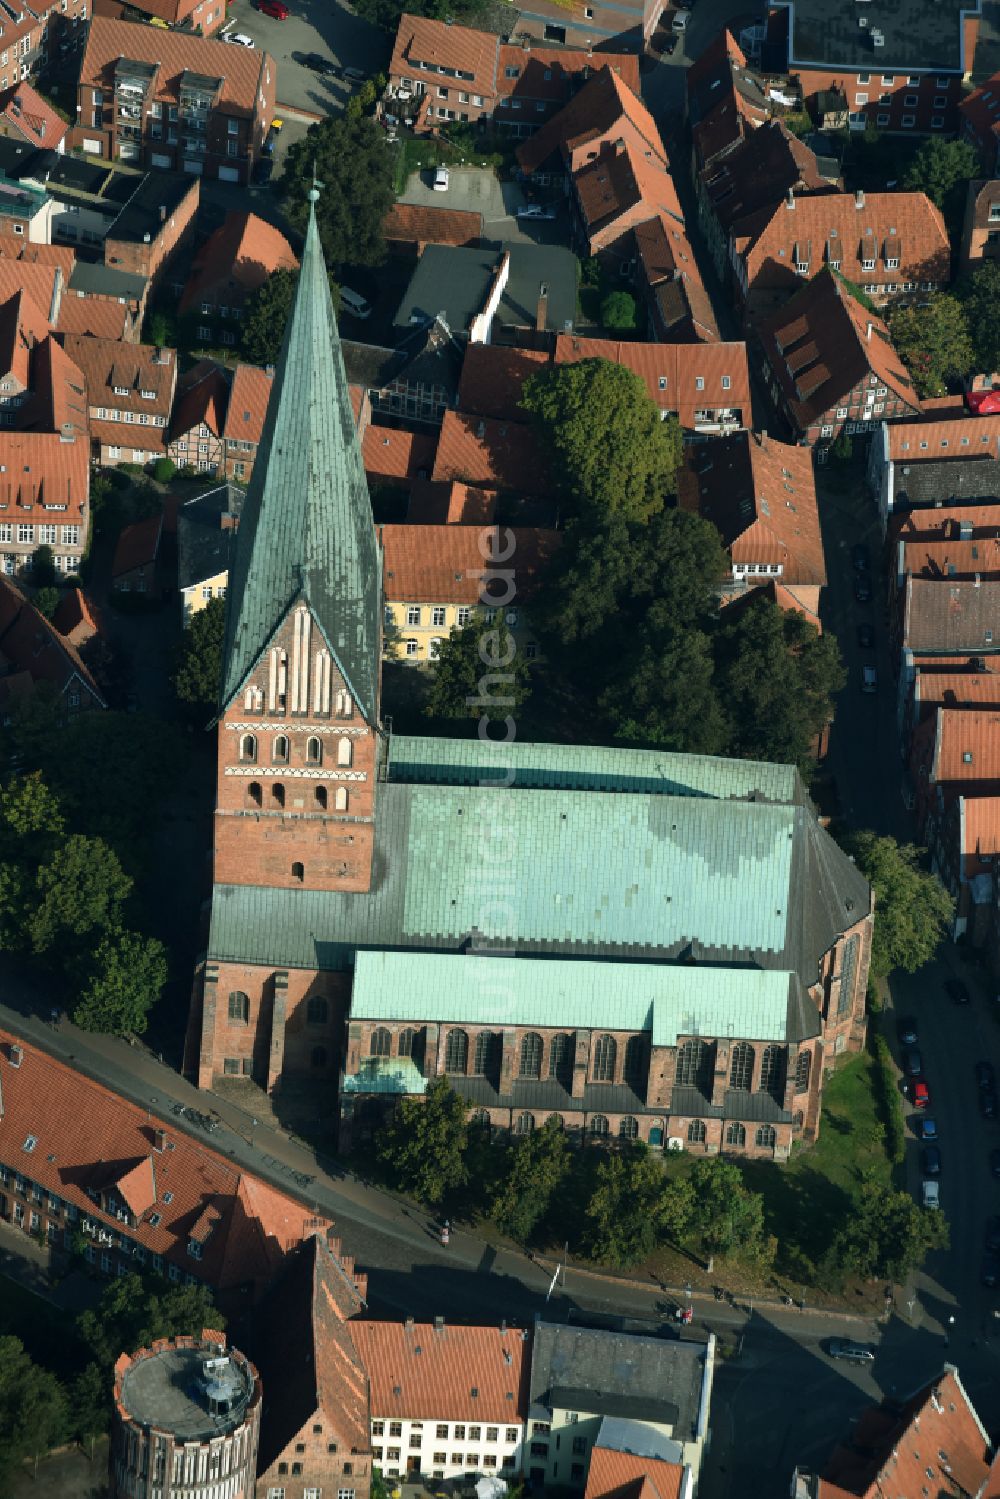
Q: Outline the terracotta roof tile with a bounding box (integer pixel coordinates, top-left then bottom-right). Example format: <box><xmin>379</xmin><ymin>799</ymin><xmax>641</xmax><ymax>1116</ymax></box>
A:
<box><xmin>894</xmin><ymin>503</ymin><xmax>1000</xmax><ymax>541</ymax></box>
<box><xmin>699</xmin><ymin>121</ymin><xmax>835</xmax><ymax>235</ymax></box>
<box><xmin>457</xmin><ymin>344</ymin><xmax>549</xmax><ymax>421</ymax></box>
<box><xmin>112</xmin><ymin>511</ymin><xmax>162</xmax><ymax>577</ymax></box>
<box><xmin>517</xmin><ymin>66</ymin><xmax>663</xmax><ymax>175</ymax></box>
<box><xmin>904</xmin><ymin>576</ymin><xmax>1000</xmax><ymax>655</ymax></box>
<box><xmin>0</xmin><ymin>574</ymin><xmax>102</xmax><ymax>705</ymax></box>
<box><xmin>888</xmin><ymin>414</ymin><xmax>1000</xmax><ymax>461</ymax></box>
<box><xmin>25</xmin><ymin>336</ymin><xmax>89</xmax><ymax>439</ymax></box>
<box><xmin>0</xmin><ymin>260</ymin><xmax>59</xmax><ymax>323</ymax></box>
<box><xmin>496</xmin><ymin>47</ymin><xmax>640</xmax><ymax>104</ymax></box>
<box><xmin>384</xmin><ymin>202</ymin><xmax>483</xmax><ymax>247</ymax></box>
<box><xmin>962</xmin><ymin>795</ymin><xmax>1000</xmax><ymax>863</ymax></box>
<box><xmin>52</xmin><ymin>586</ymin><xmax>101</xmax><ymax>645</ymax></box>
<box><xmin>0</xmin><ymin>288</ymin><xmax>49</xmax><ymax>392</ymax></box>
<box><xmin>914</xmin><ymin>669</ymin><xmax>1000</xmax><ymax>716</ymax></box>
<box><xmin>586</xmin><ymin>1443</ymin><xmax>684</xmax><ymax>1499</ymax></box>
<box><xmin>898</xmin><ymin>534</ymin><xmax>1000</xmax><ymax>580</ymax></box>
<box><xmin>80</xmin><ymin>17</ymin><xmax>271</xmax><ymax>115</ymax></box>
<box><xmin>574</xmin><ymin>141</ymin><xmax>684</xmax><ymax>247</ymax></box>
<box><xmin>687</xmin><ymin>31</ymin><xmax>770</xmax><ymax>171</ymax></box>
<box><xmin>170</xmin><ymin>361</ymin><xmax>229</xmax><ymax>441</ymax></box>
<box><xmin>180</xmin><ymin>212</ymin><xmax>298</xmax><ymax>315</ymax></box>
<box><xmin>348</xmin><ymin>1319</ymin><xmax>530</xmax><ymax>1423</ymax></box>
<box><xmin>553</xmin><ymin>334</ymin><xmax>748</xmax><ymax>430</ymax></box>
<box><xmin>55</xmin><ymin>295</ymin><xmax>131</xmax><ymax>342</ymax></box>
<box><xmin>363</xmin><ymin>424</ymin><xmax>436</xmax><ymax>484</ymax></box>
<box><xmin>431</xmin><ymin>410</ymin><xmax>549</xmax><ymax>494</ymax></box>
<box><xmin>223</xmin><ymin>363</ymin><xmax>274</xmax><ymax>445</ymax></box>
<box><xmin>959</xmin><ymin>76</ymin><xmax>1000</xmax><ymax>155</ymax></box>
<box><xmin>406</xmin><ymin>480</ymin><xmax>497</xmax><ymax>524</ymax></box>
<box><xmin>390</xmin><ymin>15</ymin><xmax>500</xmax><ymax>96</ymax></box>
<box><xmin>0</xmin><ymin>81</ymin><xmax>68</xmax><ymax>151</ymax></box>
<box><xmin>115</xmin><ymin>1155</ymin><xmax>157</xmax><ymax>1216</ymax></box>
<box><xmin>0</xmin><ymin>242</ymin><xmax>75</xmax><ymax>275</ymax></box>
<box><xmin>0</xmin><ymin>428</ymin><xmax>89</xmax><ymax>517</ymax></box>
<box><xmin>61</xmin><ymin>332</ymin><xmax>174</xmax><ymax>412</ymax></box>
<box><xmin>932</xmin><ymin>708</ymin><xmax>1000</xmax><ymax>783</ymax></box>
<box><xmin>379</xmin><ymin>522</ymin><xmax>559</xmax><ymax>603</ymax></box>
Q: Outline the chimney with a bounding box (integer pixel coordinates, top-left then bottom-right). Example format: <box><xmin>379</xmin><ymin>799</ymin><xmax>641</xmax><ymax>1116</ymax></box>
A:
<box><xmin>786</xmin><ymin>186</ymin><xmax>795</xmax><ymax>209</ymax></box>
<box><xmin>866</xmin><ymin>320</ymin><xmax>873</xmax><ymax>341</ymax></box>
<box><xmin>405</xmin><ymin>1316</ymin><xmax>415</xmax><ymax>1331</ymax></box>
<box><xmin>535</xmin><ymin>281</ymin><xmax>548</xmax><ymax>333</ymax></box>
<box><xmin>855</xmin><ymin>188</ymin><xmax>865</xmax><ymax>209</ymax></box>
<box><xmin>265</xmin><ymin>364</ymin><xmax>275</xmax><ymax>379</ymax></box>
<box><xmin>9</xmin><ymin>1044</ymin><xmax>22</xmax><ymax>1068</ymax></box>
<box><xmin>614</xmin><ymin>136</ymin><xmax>626</xmax><ymax>156</ymax></box>
<box><xmin>159</xmin><ymin>204</ymin><xmax>167</xmax><ymax>222</ymax></box>
<box><xmin>154</xmin><ymin>1128</ymin><xmax>167</xmax><ymax>1152</ymax></box>
<box><xmin>434</xmin><ymin>1315</ymin><xmax>445</xmax><ymax>1333</ymax></box>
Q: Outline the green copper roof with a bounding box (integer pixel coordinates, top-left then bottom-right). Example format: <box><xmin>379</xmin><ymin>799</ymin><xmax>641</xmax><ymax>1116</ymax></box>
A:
<box><xmin>219</xmin><ymin>194</ymin><xmax>381</xmax><ymax>721</ymax></box>
<box><xmin>351</xmin><ymin>951</ymin><xmax>803</xmax><ymax>1042</ymax></box>
<box><xmin>387</xmin><ymin>736</ymin><xmax>802</xmax><ymax>802</ymax></box>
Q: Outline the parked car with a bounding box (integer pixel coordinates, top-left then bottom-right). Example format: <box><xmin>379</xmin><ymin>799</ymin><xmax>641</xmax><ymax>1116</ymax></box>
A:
<box><xmin>904</xmin><ymin>1048</ymin><xmax>923</xmax><ymax>1077</ymax></box>
<box><xmin>920</xmin><ymin>1145</ymin><xmax>941</xmax><ymax>1175</ymax></box>
<box><xmin>990</xmin><ymin>1149</ymin><xmax>1000</xmax><ymax>1179</ymax></box>
<box><xmin>852</xmin><ymin>543</ymin><xmax>870</xmax><ymax>571</ymax></box>
<box><xmin>861</xmin><ymin>664</ymin><xmax>877</xmax><ymax>694</ymax></box>
<box><xmin>911</xmin><ymin>1079</ymin><xmax>930</xmax><ymax>1109</ymax></box>
<box><xmin>671</xmin><ymin>8</ymin><xmax>689</xmax><ymax>28</ymax></box>
<box><xmin>854</xmin><ymin>577</ymin><xmax>872</xmax><ymax>603</ymax></box>
<box><xmin>661</xmin><ymin>32</ymin><xmax>677</xmax><ymax>52</ymax></box>
<box><xmin>975</xmin><ymin>1060</ymin><xmax>996</xmax><ymax>1090</ymax></box>
<box><xmin>918</xmin><ymin>1116</ymin><xmax>938</xmax><ymax>1141</ymax></box>
<box><xmin>257</xmin><ymin>0</ymin><xmax>289</xmax><ymax>15</ymax></box>
<box><xmin>339</xmin><ymin>287</ymin><xmax>372</xmax><ymax>320</ymax></box>
<box><xmin>985</xmin><ymin>1216</ymin><xmax>1000</xmax><ymax>1252</ymax></box>
<box><xmin>433</xmin><ymin>166</ymin><xmax>450</xmax><ymax>192</ymax></box>
<box><xmin>827</xmin><ymin>1339</ymin><xmax>875</xmax><ymax>1364</ymax></box>
<box><xmin>921</xmin><ymin>1179</ymin><xmax>940</xmax><ymax>1209</ymax></box>
<box><xmin>946</xmin><ymin>978</ymin><xmax>971</xmax><ymax>1004</ymax></box>
<box><xmin>225</xmin><ymin>30</ymin><xmax>254</xmax><ymax>44</ymax></box>
<box><xmin>857</xmin><ymin>623</ymin><xmax>875</xmax><ymax>648</ymax></box>
<box><xmin>342</xmin><ymin>66</ymin><xmax>367</xmax><ymax>82</ymax></box>
<box><xmin>516</xmin><ymin>204</ymin><xmax>558</xmax><ymax>220</ymax></box>
<box><xmin>980</xmin><ymin>1089</ymin><xmax>997</xmax><ymax>1120</ymax></box>
<box><xmin>297</xmin><ymin>51</ymin><xmax>338</xmax><ymax>75</ymax></box>
<box><xmin>982</xmin><ymin>1254</ymin><xmax>1000</xmax><ymax>1288</ymax></box>
<box><xmin>896</xmin><ymin>1015</ymin><xmax>918</xmax><ymax>1045</ymax></box>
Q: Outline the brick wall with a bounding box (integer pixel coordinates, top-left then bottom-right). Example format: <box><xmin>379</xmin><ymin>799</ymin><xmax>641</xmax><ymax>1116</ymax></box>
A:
<box><xmin>104</xmin><ymin>175</ymin><xmax>200</xmax><ymax>285</ymax></box>
<box><xmin>197</xmin><ymin>961</ymin><xmax>350</xmax><ymax>1092</ymax></box>
<box><xmin>256</xmin><ymin>1414</ymin><xmax>372</xmax><ymax>1499</ymax></box>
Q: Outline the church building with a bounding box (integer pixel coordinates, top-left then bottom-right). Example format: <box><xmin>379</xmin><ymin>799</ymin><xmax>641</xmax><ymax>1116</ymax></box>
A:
<box><xmin>191</xmin><ymin>189</ymin><xmax>873</xmax><ymax>1163</ymax></box>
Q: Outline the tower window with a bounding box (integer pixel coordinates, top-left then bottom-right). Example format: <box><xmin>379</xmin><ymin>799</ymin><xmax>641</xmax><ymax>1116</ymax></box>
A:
<box><xmin>291</xmin><ymin>861</ymin><xmax>304</xmax><ymax>882</ymax></box>
<box><xmin>248</xmin><ymin>781</ymin><xmax>262</xmax><ymax>807</ymax></box>
<box><xmin>239</xmin><ymin>733</ymin><xmax>256</xmax><ymax>763</ymax></box>
<box><xmin>273</xmin><ymin>735</ymin><xmax>289</xmax><ymax>764</ymax></box>
<box><xmin>335</xmin><ymin>690</ymin><xmax>352</xmax><ymax>717</ymax></box>
<box><xmin>315</xmin><ymin>786</ymin><xmax>328</xmax><ymax>810</ymax></box>
<box><xmin>272</xmin><ymin>784</ymin><xmax>285</xmax><ymax>808</ymax></box>
<box><xmin>337</xmin><ymin>737</ymin><xmax>353</xmax><ymax>768</ymax></box>
<box><xmin>335</xmin><ymin>786</ymin><xmax>348</xmax><ymax>811</ymax></box>
<box><xmin>306</xmin><ymin>736</ymin><xmax>322</xmax><ymax>766</ymax></box>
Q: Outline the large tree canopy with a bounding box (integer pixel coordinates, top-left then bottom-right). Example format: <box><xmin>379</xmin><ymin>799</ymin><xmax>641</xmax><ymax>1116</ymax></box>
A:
<box><xmin>174</xmin><ymin>595</ymin><xmax>226</xmax><ymax>721</ymax></box>
<box><xmin>840</xmin><ymin>831</ymin><xmax>953</xmax><ymax>978</ymax></box>
<box><xmin>423</xmin><ymin>617</ymin><xmax>531</xmax><ymax>725</ymax></box>
<box><xmin>281</xmin><ymin>115</ymin><xmax>394</xmax><ymax>269</ymax></box>
<box><xmin>522</xmin><ymin>359</ymin><xmax>683</xmax><ymax>522</ymax></box>
<box><xmin>957</xmin><ymin>259</ymin><xmax>1000</xmax><ymax>374</ymax></box>
<box><xmin>901</xmin><ymin>137</ymin><xmax>980</xmax><ymax>234</ymax></box>
<box><xmin>888</xmin><ymin>294</ymin><xmax>974</xmax><ymax>399</ymax></box>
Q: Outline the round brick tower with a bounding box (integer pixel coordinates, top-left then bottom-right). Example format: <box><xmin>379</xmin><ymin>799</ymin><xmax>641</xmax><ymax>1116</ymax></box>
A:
<box><xmin>109</xmin><ymin>1329</ymin><xmax>261</xmax><ymax>1499</ymax></box>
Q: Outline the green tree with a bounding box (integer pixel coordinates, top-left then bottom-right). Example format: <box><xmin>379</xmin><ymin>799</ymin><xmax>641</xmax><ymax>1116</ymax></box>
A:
<box><xmin>30</xmin><ymin>834</ymin><xmax>132</xmax><ymax>957</ymax></box>
<box><xmin>77</xmin><ymin>1274</ymin><xmax>224</xmax><ymax>1370</ymax></box>
<box><xmin>0</xmin><ymin>1335</ymin><xmax>67</xmax><ymax>1470</ymax></box>
<box><xmin>174</xmin><ymin>596</ymin><xmax>226</xmax><ymax>720</ymax></box>
<box><xmin>33</xmin><ymin>585</ymin><xmax>60</xmax><ymax>619</ymax></box>
<box><xmin>902</xmin><ymin>137</ymin><xmax>979</xmax><ymax>233</ymax></box>
<box><xmin>600</xmin><ymin>289</ymin><xmax>638</xmax><ymax>332</ymax></box>
<box><xmin>582</xmin><ymin>1145</ymin><xmax>670</xmax><ymax>1268</ymax></box>
<box><xmin>490</xmin><ymin>1116</ymin><xmax>571</xmax><ymax>1243</ymax></box>
<box><xmin>957</xmin><ymin>259</ymin><xmax>1000</xmax><ymax>373</ymax></box>
<box><xmin>686</xmin><ymin>1157</ymin><xmax>770</xmax><ymax>1262</ymax></box>
<box><xmin>241</xmin><ymin>267</ymin><xmax>298</xmax><ymax>366</ymax></box>
<box><xmin>352</xmin><ymin>0</ymin><xmax>487</xmax><ymax>30</ymax></box>
<box><xmin>423</xmin><ymin>615</ymin><xmax>531</xmax><ymax>725</ymax></box>
<box><xmin>281</xmin><ymin>115</ymin><xmax>394</xmax><ymax>269</ymax></box>
<box><xmin>375</xmin><ymin>1077</ymin><xmax>469</xmax><ymax>1205</ymax></box>
<box><xmin>31</xmin><ymin>543</ymin><xmax>56</xmax><ymax>585</ymax></box>
<box><xmin>599</xmin><ymin>626</ymin><xmax>727</xmax><ymax>754</ymax></box>
<box><xmin>828</xmin><ymin>1172</ymin><xmax>949</xmax><ymax>1280</ymax></box>
<box><xmin>840</xmin><ymin>831</ymin><xmax>953</xmax><ymax>978</ymax></box>
<box><xmin>888</xmin><ymin>294</ymin><xmax>974</xmax><ymax>399</ymax></box>
<box><xmin>522</xmin><ymin>359</ymin><xmax>683</xmax><ymax>523</ymax></box>
<box><xmin>713</xmin><ymin>598</ymin><xmax>846</xmax><ymax>771</ymax></box>
<box><xmin>72</xmin><ymin>928</ymin><xmax>168</xmax><ymax>1036</ymax></box>
<box><xmin>151</xmin><ymin>457</ymin><xmax>176</xmax><ymax>484</ymax></box>
<box><xmin>69</xmin><ymin>1363</ymin><xmax>109</xmax><ymax>1458</ymax></box>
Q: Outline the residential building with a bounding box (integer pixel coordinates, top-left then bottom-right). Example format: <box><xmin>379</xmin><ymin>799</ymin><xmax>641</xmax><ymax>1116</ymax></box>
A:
<box><xmin>697</xmin><ymin>120</ymin><xmax>837</xmax><ymax>281</ymax></box>
<box><xmin>585</xmin><ymin>1427</ymin><xmax>692</xmax><ymax>1499</ymax></box>
<box><xmin>0</xmin><ymin>167</ymin><xmax>52</xmax><ymax>242</ymax></box>
<box><xmin>222</xmin><ymin>363</ymin><xmax>273</xmax><ymax>484</ymax></box>
<box><xmin>430</xmin><ymin>409</ymin><xmax>550</xmax><ymax>496</ymax></box>
<box><xmin>191</xmin><ymin>188</ymin><xmax>873</xmax><ymax>1151</ymax></box>
<box><xmin>0</xmin><ymin>1025</ymin><xmax>333</xmax><ymax>1301</ymax></box>
<box><xmin>933</xmin><ymin>794</ymin><xmax>1000</xmax><ymax>945</ymax></box>
<box><xmin>552</xmin><ymin>335</ymin><xmax>750</xmax><ymax>435</ymax></box>
<box><xmin>512</xmin><ymin>0</ymin><xmax>661</xmax><ymax>52</ymax></box>
<box><xmin>386</xmin><ymin>17</ymin><xmax>639</xmax><ymax>130</ymax></box>
<box><xmin>169</xmin><ymin>359</ymin><xmax>228</xmax><ymax>473</ymax></box>
<box><xmin>961</xmin><ymin>178</ymin><xmax>1000</xmax><ymax>272</ymax></box>
<box><xmin>365</xmin><ymin>323</ymin><xmax>463</xmax><ymax>427</ymax></box>
<box><xmin>731</xmin><ymin>188</ymin><xmax>949</xmax><ymax>325</ymax></box>
<box><xmin>686</xmin><ymin>31</ymin><xmax>773</xmax><ymax>173</ymax></box>
<box><xmin>961</xmin><ymin>72</ymin><xmax>1000</xmax><ymax>174</ymax></box>
<box><xmin>912</xmin><ymin>706</ymin><xmax>1000</xmax><ymax>836</ymax></box>
<box><xmin>363</xmin><ymin>425</ymin><xmax>436</xmax><ymax>490</ymax></box>
<box><xmin>518</xmin><ymin>65</ymin><xmax>666</xmax><ymax>181</ymax></box>
<box><xmin>384</xmin><ymin>202</ymin><xmax>483</xmax><ymax>257</ymax></box>
<box><xmin>61</xmin><ymin>332</ymin><xmax>175</xmax><ymax>465</ymax></box>
<box><xmin>897</xmin><ymin>578</ymin><xmax>1000</xmax><ymax>733</ymax></box>
<box><xmin>110</xmin><ymin>1332</ymin><xmax>262</xmax><ymax>1499</ymax></box>
<box><xmin>252</xmin><ymin>1232</ymin><xmax>372</xmax><ymax>1499</ymax></box>
<box><xmin>177</xmin><ymin>480</ymin><xmax>240</xmax><ymax>621</ymax></box>
<box><xmin>758</xmin><ymin>268</ymin><xmax>920</xmax><ymax>449</ymax></box>
<box><xmin>634</xmin><ymin>216</ymin><xmax>719</xmax><ymax>343</ymax></box>
<box><xmin>868</xmin><ymin>415</ymin><xmax>1000</xmax><ymax>528</ymax></box>
<box><xmin>0</xmin><ymin>82</ymin><xmax>67</xmax><ymax>153</ymax></box>
<box><xmin>112</xmin><ymin>511</ymin><xmax>162</xmax><ymax>594</ymax></box>
<box><xmin>765</xmin><ymin>0</ymin><xmax>980</xmax><ymax>137</ymax></box>
<box><xmin>378</xmin><ymin>523</ymin><xmax>558</xmax><ymax>663</ymax></box>
<box><xmin>71</xmin><ymin>18</ymin><xmax>276</xmax><ymax>186</ymax></box>
<box><xmin>52</xmin><ymin>583</ymin><xmax>100</xmax><ymax>646</ymax></box>
<box><xmin>179</xmin><ymin>211</ymin><xmax>297</xmax><ymax>347</ymax></box>
<box><xmin>0</xmin><ymin>429</ymin><xmax>90</xmax><ymax>576</ymax></box>
<box><xmin>455</xmin><ymin>344</ymin><xmax>548</xmax><ymax>423</ymax></box>
<box><xmin>0</xmin><ymin>574</ymin><xmax>103</xmax><ymax>712</ymax></box>
<box><xmin>66</xmin><ymin>257</ymin><xmax>148</xmax><ymax>334</ymax></box>
<box><xmin>679</xmin><ymin>431</ymin><xmax>826</xmax><ymax>616</ymax></box>
<box><xmin>393</xmin><ymin>243</ymin><xmax>578</xmax><ymax>344</ymax></box>
<box><xmin>791</xmin><ymin>1366</ymin><xmax>994</xmax><ymax>1499</ymax></box>
<box><xmin>350</xmin><ymin>1319</ymin><xmax>529</xmax><ymax>1481</ymax></box>
<box><xmin>406</xmin><ymin>481</ymin><xmax>497</xmax><ymax>524</ymax></box>
<box><xmin>526</xmin><ymin>1323</ymin><xmax>713</xmax><ymax>1492</ymax></box>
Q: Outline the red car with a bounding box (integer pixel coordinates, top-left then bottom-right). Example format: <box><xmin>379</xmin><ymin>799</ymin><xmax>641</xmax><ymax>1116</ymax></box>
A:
<box><xmin>257</xmin><ymin>0</ymin><xmax>289</xmax><ymax>16</ymax></box>
<box><xmin>911</xmin><ymin>1079</ymin><xmax>931</xmax><ymax>1109</ymax></box>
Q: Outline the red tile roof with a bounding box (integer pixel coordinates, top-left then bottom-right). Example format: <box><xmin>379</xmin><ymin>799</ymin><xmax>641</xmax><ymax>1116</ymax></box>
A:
<box><xmin>893</xmin><ymin>503</ymin><xmax>1000</xmax><ymax>541</ymax></box>
<box><xmin>112</xmin><ymin>511</ymin><xmax>162</xmax><ymax>578</ymax></box>
<box><xmin>0</xmin><ymin>429</ymin><xmax>89</xmax><ymax>518</ymax></box>
<box><xmin>574</xmin><ymin>140</ymin><xmax>684</xmax><ymax>251</ymax></box>
<box><xmin>0</xmin><ymin>1026</ymin><xmax>331</xmax><ymax>1294</ymax></box>
<box><xmin>223</xmin><ymin>363</ymin><xmax>274</xmax><ymax>446</ymax></box>
<box><xmin>0</xmin><ymin>81</ymin><xmax>68</xmax><ymax>151</ymax></box>
<box><xmin>553</xmin><ymin>333</ymin><xmax>749</xmax><ymax>430</ymax></box>
<box><xmin>52</xmin><ymin>586</ymin><xmax>100</xmax><ymax>646</ymax></box>
<box><xmin>898</xmin><ymin>534</ymin><xmax>1000</xmax><ymax>580</ymax></box>
<box><xmin>699</xmin><ymin>121</ymin><xmax>835</xmax><ymax>236</ymax></box>
<box><xmin>686</xmin><ymin>30</ymin><xmax>769</xmax><ymax>170</ymax></box>
<box><xmin>517</xmin><ymin>65</ymin><xmax>663</xmax><ymax>175</ymax></box>
<box><xmin>496</xmin><ymin>46</ymin><xmax>640</xmax><ymax>104</ymax></box>
<box><xmin>55</xmin><ymin>295</ymin><xmax>131</xmax><ymax>342</ymax></box>
<box><xmin>0</xmin><ymin>260</ymin><xmax>60</xmax><ymax>325</ymax></box>
<box><xmin>28</xmin><ymin>335</ymin><xmax>89</xmax><ymax>439</ymax></box>
<box><xmin>962</xmin><ymin>795</ymin><xmax>1000</xmax><ymax>864</ymax></box>
<box><xmin>760</xmin><ymin>268</ymin><xmax>919</xmax><ymax>433</ymax></box>
<box><xmin>61</xmin><ymin>332</ymin><xmax>175</xmax><ymax>410</ymax></box>
<box><xmin>586</xmin><ymin>1443</ymin><xmax>684</xmax><ymax>1499</ymax></box>
<box><xmin>170</xmin><ymin>360</ymin><xmax>229</xmax><ymax>441</ymax></box>
<box><xmin>931</xmin><ymin>707</ymin><xmax>1000</xmax><ymax>783</ymax></box>
<box><xmin>456</xmin><ymin>343</ymin><xmax>549</xmax><ymax>421</ymax></box>
<box><xmin>348</xmin><ymin>1319</ymin><xmax>530</xmax><ymax>1423</ymax></box>
<box><xmin>0</xmin><ymin>287</ymin><xmax>49</xmax><ymax>391</ymax></box>
<box><xmin>363</xmin><ymin>424</ymin><xmax>436</xmax><ymax>484</ymax></box>
<box><xmin>431</xmin><ymin>410</ymin><xmax>549</xmax><ymax>494</ymax></box>
<box><xmin>679</xmin><ymin>431</ymin><xmax>825</xmax><ymax>586</ymax></box>
<box><xmin>0</xmin><ymin>574</ymin><xmax>102</xmax><ymax>707</ymax></box>
<box><xmin>903</xmin><ymin>576</ymin><xmax>1000</xmax><ymax>655</ymax></box>
<box><xmin>384</xmin><ymin>202</ymin><xmax>483</xmax><ymax>248</ymax></box>
<box><xmin>887</xmin><ymin>414</ymin><xmax>1000</xmax><ymax>461</ymax></box>
<box><xmin>379</xmin><ymin>523</ymin><xmax>560</xmax><ymax>603</ymax></box>
<box><xmin>406</xmin><ymin>480</ymin><xmax>497</xmax><ymax>524</ymax></box>
<box><xmin>180</xmin><ymin>211</ymin><xmax>298</xmax><ymax>315</ymax></box>
<box><xmin>0</xmin><ymin>241</ymin><xmax>75</xmax><ymax>276</ymax></box>
<box><xmin>79</xmin><ymin>17</ymin><xmax>272</xmax><ymax>116</ymax></box>
<box><xmin>390</xmin><ymin>15</ymin><xmax>500</xmax><ymax>96</ymax></box>
<box><xmin>914</xmin><ymin>669</ymin><xmax>1000</xmax><ymax>716</ymax></box>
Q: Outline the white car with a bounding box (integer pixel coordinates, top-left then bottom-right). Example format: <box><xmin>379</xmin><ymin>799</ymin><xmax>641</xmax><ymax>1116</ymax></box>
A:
<box><xmin>433</xmin><ymin>166</ymin><xmax>450</xmax><ymax>192</ymax></box>
<box><xmin>517</xmin><ymin>203</ymin><xmax>557</xmax><ymax>220</ymax></box>
<box><xmin>225</xmin><ymin>31</ymin><xmax>255</xmax><ymax>45</ymax></box>
<box><xmin>671</xmin><ymin>9</ymin><xmax>689</xmax><ymax>28</ymax></box>
<box><xmin>922</xmin><ymin>1179</ymin><xmax>940</xmax><ymax>1210</ymax></box>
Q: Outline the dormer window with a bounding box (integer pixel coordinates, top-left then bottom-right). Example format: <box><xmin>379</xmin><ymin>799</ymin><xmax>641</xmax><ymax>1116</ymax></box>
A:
<box><xmin>861</xmin><ymin>258</ymin><xmax>875</xmax><ymax>271</ymax></box>
<box><xmin>113</xmin><ymin>385</ymin><xmax>128</xmax><ymax>396</ymax></box>
<box><xmin>140</xmin><ymin>388</ymin><xmax>155</xmax><ymax>399</ymax></box>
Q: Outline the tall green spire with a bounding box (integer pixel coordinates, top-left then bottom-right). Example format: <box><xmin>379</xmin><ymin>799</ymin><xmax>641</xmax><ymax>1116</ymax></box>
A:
<box><xmin>219</xmin><ymin>188</ymin><xmax>382</xmax><ymax>723</ymax></box>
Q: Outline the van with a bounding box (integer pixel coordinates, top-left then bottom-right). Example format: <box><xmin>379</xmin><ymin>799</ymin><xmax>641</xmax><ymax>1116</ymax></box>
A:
<box><xmin>671</xmin><ymin>9</ymin><xmax>689</xmax><ymax>29</ymax></box>
<box><xmin>339</xmin><ymin>286</ymin><xmax>371</xmax><ymax>320</ymax></box>
<box><xmin>922</xmin><ymin>1179</ymin><xmax>940</xmax><ymax>1210</ymax></box>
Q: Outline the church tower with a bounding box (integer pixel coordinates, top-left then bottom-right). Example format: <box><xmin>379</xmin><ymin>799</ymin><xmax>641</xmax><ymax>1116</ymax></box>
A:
<box><xmin>212</xmin><ymin>187</ymin><xmax>382</xmax><ymax>895</ymax></box>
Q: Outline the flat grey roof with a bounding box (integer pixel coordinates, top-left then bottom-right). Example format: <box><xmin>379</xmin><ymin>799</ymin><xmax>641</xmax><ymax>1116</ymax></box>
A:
<box><xmin>120</xmin><ymin>1347</ymin><xmax>253</xmax><ymax>1440</ymax></box>
<box><xmin>68</xmin><ymin>260</ymin><xmax>147</xmax><ymax>300</ymax></box>
<box><xmin>394</xmin><ymin>243</ymin><xmax>577</xmax><ymax>335</ymax></box>
<box><xmin>779</xmin><ymin>0</ymin><xmax>975</xmax><ymax>73</ymax></box>
<box><xmin>529</xmin><ymin>1322</ymin><xmax>707</xmax><ymax>1437</ymax></box>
